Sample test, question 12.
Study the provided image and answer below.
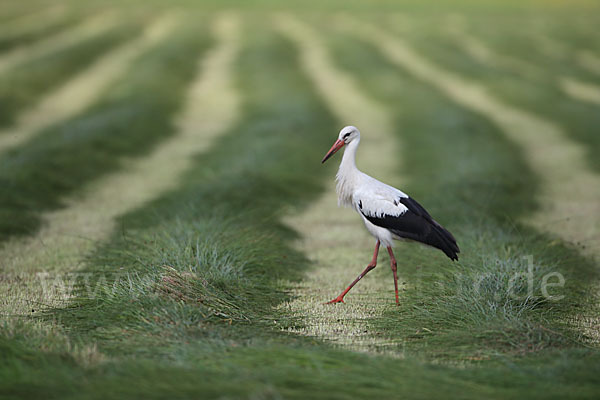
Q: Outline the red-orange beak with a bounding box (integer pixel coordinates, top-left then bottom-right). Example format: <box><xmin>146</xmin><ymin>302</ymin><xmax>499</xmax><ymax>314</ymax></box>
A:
<box><xmin>321</xmin><ymin>139</ymin><xmax>345</xmax><ymax>163</ymax></box>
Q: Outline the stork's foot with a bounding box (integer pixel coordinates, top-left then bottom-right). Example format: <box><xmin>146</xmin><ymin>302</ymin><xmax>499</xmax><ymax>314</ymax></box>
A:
<box><xmin>325</xmin><ymin>296</ymin><xmax>345</xmax><ymax>304</ymax></box>
<box><xmin>324</xmin><ymin>241</ymin><xmax>380</xmax><ymax>305</ymax></box>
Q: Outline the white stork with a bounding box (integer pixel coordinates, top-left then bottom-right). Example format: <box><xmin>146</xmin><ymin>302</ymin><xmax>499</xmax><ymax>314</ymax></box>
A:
<box><xmin>321</xmin><ymin>126</ymin><xmax>459</xmax><ymax>305</ymax></box>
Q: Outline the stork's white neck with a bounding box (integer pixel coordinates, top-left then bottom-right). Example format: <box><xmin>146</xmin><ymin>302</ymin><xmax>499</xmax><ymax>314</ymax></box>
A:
<box><xmin>340</xmin><ymin>138</ymin><xmax>359</xmax><ymax>170</ymax></box>
<box><xmin>335</xmin><ymin>138</ymin><xmax>361</xmax><ymax>207</ymax></box>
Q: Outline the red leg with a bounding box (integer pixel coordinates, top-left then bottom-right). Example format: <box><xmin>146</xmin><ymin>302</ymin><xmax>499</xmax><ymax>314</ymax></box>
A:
<box><xmin>387</xmin><ymin>246</ymin><xmax>399</xmax><ymax>305</ymax></box>
<box><xmin>326</xmin><ymin>240</ymin><xmax>380</xmax><ymax>304</ymax></box>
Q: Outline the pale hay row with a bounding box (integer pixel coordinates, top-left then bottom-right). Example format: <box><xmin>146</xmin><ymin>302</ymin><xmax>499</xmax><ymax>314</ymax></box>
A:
<box><xmin>343</xmin><ymin>16</ymin><xmax>600</xmax><ymax>261</ymax></box>
<box><xmin>443</xmin><ymin>18</ymin><xmax>542</xmax><ymax>80</ymax></box>
<box><xmin>0</xmin><ymin>13</ymin><xmax>241</xmax><ymax>318</ymax></box>
<box><xmin>577</xmin><ymin>51</ymin><xmax>600</xmax><ymax>76</ymax></box>
<box><xmin>527</xmin><ymin>29</ymin><xmax>600</xmax><ymax>77</ymax></box>
<box><xmin>0</xmin><ymin>4</ymin><xmax>67</xmax><ymax>38</ymax></box>
<box><xmin>560</xmin><ymin>77</ymin><xmax>600</xmax><ymax>106</ymax></box>
<box><xmin>532</xmin><ymin>31</ymin><xmax>569</xmax><ymax>59</ymax></box>
<box><xmin>533</xmin><ymin>33</ymin><xmax>600</xmax><ymax>77</ymax></box>
<box><xmin>0</xmin><ymin>14</ymin><xmax>179</xmax><ymax>153</ymax></box>
<box><xmin>0</xmin><ymin>3</ymin><xmax>44</xmax><ymax>19</ymax></box>
<box><xmin>0</xmin><ymin>11</ymin><xmax>120</xmax><ymax>74</ymax></box>
<box><xmin>275</xmin><ymin>15</ymin><xmax>403</xmax><ymax>353</ymax></box>
<box><xmin>443</xmin><ymin>19</ymin><xmax>600</xmax><ymax>107</ymax></box>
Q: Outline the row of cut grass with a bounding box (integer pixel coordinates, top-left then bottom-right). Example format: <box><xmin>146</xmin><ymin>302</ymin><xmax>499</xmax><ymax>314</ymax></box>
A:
<box><xmin>530</xmin><ymin>16</ymin><xmax>600</xmax><ymax>60</ymax></box>
<box><xmin>444</xmin><ymin>13</ymin><xmax>600</xmax><ymax>80</ymax></box>
<box><xmin>395</xmin><ymin>15</ymin><xmax>600</xmax><ymax>174</ymax></box>
<box><xmin>0</xmin><ymin>3</ymin><xmax>47</xmax><ymax>24</ymax></box>
<box><xmin>0</xmin><ymin>9</ymin><xmax>81</xmax><ymax>53</ymax></box>
<box><xmin>0</xmin><ymin>22</ymin><xmax>138</xmax><ymax>128</ymax></box>
<box><xmin>0</xmin><ymin>19</ymin><xmax>210</xmax><ymax>243</ymax></box>
<box><xmin>3</xmin><ymin>335</ymin><xmax>600</xmax><ymax>400</ymax></box>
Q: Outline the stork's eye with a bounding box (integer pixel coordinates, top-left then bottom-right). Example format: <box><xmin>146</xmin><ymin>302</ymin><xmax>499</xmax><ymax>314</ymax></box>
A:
<box><xmin>343</xmin><ymin>132</ymin><xmax>350</xmax><ymax>139</ymax></box>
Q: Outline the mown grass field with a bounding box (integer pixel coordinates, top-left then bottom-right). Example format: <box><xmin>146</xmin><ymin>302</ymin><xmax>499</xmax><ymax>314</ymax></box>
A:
<box><xmin>1</xmin><ymin>0</ymin><xmax>599</xmax><ymax>398</ymax></box>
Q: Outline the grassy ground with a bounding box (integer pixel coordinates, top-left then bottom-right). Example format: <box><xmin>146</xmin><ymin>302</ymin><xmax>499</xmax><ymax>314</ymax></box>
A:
<box><xmin>1</xmin><ymin>1</ymin><xmax>600</xmax><ymax>398</ymax></box>
<box><xmin>396</xmin><ymin>14</ymin><xmax>600</xmax><ymax>173</ymax></box>
<box><xmin>0</xmin><ymin>8</ymin><xmax>78</xmax><ymax>53</ymax></box>
<box><xmin>0</xmin><ymin>18</ymin><xmax>138</xmax><ymax>127</ymax></box>
<box><xmin>0</xmin><ymin>19</ymin><xmax>209</xmax><ymax>240</ymax></box>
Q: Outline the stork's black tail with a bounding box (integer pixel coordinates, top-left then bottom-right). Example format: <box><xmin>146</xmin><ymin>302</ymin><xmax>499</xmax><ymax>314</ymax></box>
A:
<box><xmin>396</xmin><ymin>196</ymin><xmax>460</xmax><ymax>261</ymax></box>
<box><xmin>425</xmin><ymin>220</ymin><xmax>460</xmax><ymax>261</ymax></box>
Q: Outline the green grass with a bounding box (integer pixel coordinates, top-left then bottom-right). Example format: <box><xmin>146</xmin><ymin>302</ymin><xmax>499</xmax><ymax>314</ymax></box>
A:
<box><xmin>3</xmin><ymin>337</ymin><xmax>600</xmax><ymax>400</ymax></box>
<box><xmin>1</xmin><ymin>2</ymin><xmax>600</xmax><ymax>399</ymax></box>
<box><xmin>550</xmin><ymin>21</ymin><xmax>600</xmax><ymax>55</ymax></box>
<box><xmin>0</xmin><ymin>14</ymin><xmax>82</xmax><ymax>53</ymax></box>
<box><xmin>393</xmin><ymin>16</ymin><xmax>600</xmax><ymax>173</ymax></box>
<box><xmin>47</xmin><ymin>24</ymin><xmax>339</xmax><ymax>351</ymax></box>
<box><xmin>0</xmin><ymin>21</ymin><xmax>210</xmax><ymax>242</ymax></box>
<box><xmin>0</xmin><ymin>5</ymin><xmax>42</xmax><ymax>24</ymax></box>
<box><xmin>0</xmin><ymin>23</ymin><xmax>140</xmax><ymax>128</ymax></box>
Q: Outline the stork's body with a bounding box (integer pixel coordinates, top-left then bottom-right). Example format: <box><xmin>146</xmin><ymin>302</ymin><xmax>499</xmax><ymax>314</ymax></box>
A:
<box><xmin>322</xmin><ymin>126</ymin><xmax>459</xmax><ymax>304</ymax></box>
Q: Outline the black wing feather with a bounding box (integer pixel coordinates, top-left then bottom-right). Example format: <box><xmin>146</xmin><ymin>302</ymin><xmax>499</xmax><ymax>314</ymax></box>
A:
<box><xmin>362</xmin><ymin>197</ymin><xmax>460</xmax><ymax>261</ymax></box>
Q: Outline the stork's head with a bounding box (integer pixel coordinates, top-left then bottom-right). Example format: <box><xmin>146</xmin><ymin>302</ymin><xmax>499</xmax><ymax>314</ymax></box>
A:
<box><xmin>321</xmin><ymin>126</ymin><xmax>360</xmax><ymax>163</ymax></box>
